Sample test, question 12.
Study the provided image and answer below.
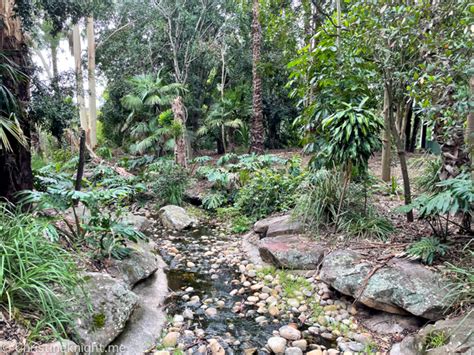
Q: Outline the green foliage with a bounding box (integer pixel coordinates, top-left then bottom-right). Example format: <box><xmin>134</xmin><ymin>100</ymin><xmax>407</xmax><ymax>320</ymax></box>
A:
<box><xmin>445</xmin><ymin>252</ymin><xmax>474</xmax><ymax>309</ymax></box>
<box><xmin>294</xmin><ymin>169</ymin><xmax>393</xmax><ymax>240</ymax></box>
<box><xmin>230</xmin><ymin>215</ymin><xmax>253</xmax><ymax>234</ymax></box>
<box><xmin>400</xmin><ymin>173</ymin><xmax>473</xmax><ymax>237</ymax></box>
<box><xmin>145</xmin><ymin>159</ymin><xmax>189</xmax><ymax>206</ymax></box>
<box><xmin>202</xmin><ymin>192</ymin><xmax>227</xmax><ymax>210</ymax></box>
<box><xmin>407</xmin><ymin>237</ymin><xmax>449</xmax><ymax>265</ymax></box>
<box><xmin>415</xmin><ymin>157</ymin><xmax>442</xmax><ymax>193</ymax></box>
<box><xmin>311</xmin><ymin>99</ymin><xmax>383</xmax><ymax>171</ymax></box>
<box><xmin>235</xmin><ymin>168</ymin><xmax>303</xmax><ymax>220</ymax></box>
<box><xmin>0</xmin><ymin>204</ymin><xmax>80</xmax><ymax>338</ymax></box>
<box><xmin>425</xmin><ymin>331</ymin><xmax>449</xmax><ymax>350</ymax></box>
<box><xmin>96</xmin><ymin>146</ymin><xmax>113</xmax><ymax>160</ymax></box>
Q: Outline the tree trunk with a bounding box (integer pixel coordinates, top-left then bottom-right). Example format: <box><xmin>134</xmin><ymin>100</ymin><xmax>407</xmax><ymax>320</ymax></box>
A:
<box><xmin>250</xmin><ymin>0</ymin><xmax>264</xmax><ymax>154</ymax></box>
<box><xmin>0</xmin><ymin>0</ymin><xmax>33</xmax><ymax>202</ymax></box>
<box><xmin>172</xmin><ymin>96</ymin><xmax>187</xmax><ymax>168</ymax></box>
<box><xmin>87</xmin><ymin>17</ymin><xmax>97</xmax><ymax>149</ymax></box>
<box><xmin>421</xmin><ymin>121</ymin><xmax>427</xmax><ymax>149</ymax></box>
<box><xmin>73</xmin><ymin>23</ymin><xmax>89</xmax><ymax>145</ymax></box>
<box><xmin>468</xmin><ymin>76</ymin><xmax>474</xmax><ymax>180</ymax></box>
<box><xmin>401</xmin><ymin>98</ymin><xmax>412</xmax><ymax>149</ymax></box>
<box><xmin>408</xmin><ymin>112</ymin><xmax>420</xmax><ymax>152</ymax></box>
<box><xmin>381</xmin><ymin>86</ymin><xmax>391</xmax><ymax>182</ymax></box>
<box><xmin>386</xmin><ymin>83</ymin><xmax>413</xmax><ymax>222</ymax></box>
<box><xmin>75</xmin><ymin>129</ymin><xmax>86</xmax><ymax>191</ymax></box>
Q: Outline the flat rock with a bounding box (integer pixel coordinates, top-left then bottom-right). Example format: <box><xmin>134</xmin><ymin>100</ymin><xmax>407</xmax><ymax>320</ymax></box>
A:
<box><xmin>259</xmin><ymin>235</ymin><xmax>326</xmax><ymax>269</ymax></box>
<box><xmin>108</xmin><ymin>241</ymin><xmax>159</xmax><ymax>287</ymax></box>
<box><xmin>159</xmin><ymin>205</ymin><xmax>197</xmax><ymax>231</ymax></box>
<box><xmin>362</xmin><ymin>312</ymin><xmax>423</xmax><ymax>335</ymax></box>
<box><xmin>69</xmin><ymin>272</ymin><xmax>139</xmax><ymax>352</ymax></box>
<box><xmin>184</xmin><ymin>180</ymin><xmax>212</xmax><ymax>205</ymax></box>
<box><xmin>320</xmin><ymin>250</ymin><xmax>452</xmax><ymax>320</ymax></box>
<box><xmin>253</xmin><ymin>215</ymin><xmax>303</xmax><ymax>238</ymax></box>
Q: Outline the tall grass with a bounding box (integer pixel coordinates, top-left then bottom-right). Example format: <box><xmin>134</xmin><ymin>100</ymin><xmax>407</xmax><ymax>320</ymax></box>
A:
<box><xmin>0</xmin><ymin>204</ymin><xmax>80</xmax><ymax>338</ymax></box>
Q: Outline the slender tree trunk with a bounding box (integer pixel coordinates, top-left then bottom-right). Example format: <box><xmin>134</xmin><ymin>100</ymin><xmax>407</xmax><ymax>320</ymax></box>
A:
<box><xmin>72</xmin><ymin>23</ymin><xmax>89</xmax><ymax>144</ymax></box>
<box><xmin>0</xmin><ymin>0</ymin><xmax>33</xmax><ymax>202</ymax></box>
<box><xmin>381</xmin><ymin>86</ymin><xmax>391</xmax><ymax>182</ymax></box>
<box><xmin>408</xmin><ymin>112</ymin><xmax>420</xmax><ymax>153</ymax></box>
<box><xmin>335</xmin><ymin>0</ymin><xmax>341</xmax><ymax>48</ymax></box>
<box><xmin>468</xmin><ymin>76</ymin><xmax>474</xmax><ymax>180</ymax></box>
<box><xmin>250</xmin><ymin>0</ymin><xmax>264</xmax><ymax>153</ymax></box>
<box><xmin>75</xmin><ymin>129</ymin><xmax>86</xmax><ymax>191</ymax></box>
<box><xmin>421</xmin><ymin>121</ymin><xmax>427</xmax><ymax>149</ymax></box>
<box><xmin>51</xmin><ymin>40</ymin><xmax>58</xmax><ymax>78</ymax></box>
<box><xmin>172</xmin><ymin>96</ymin><xmax>187</xmax><ymax>168</ymax></box>
<box><xmin>386</xmin><ymin>83</ymin><xmax>413</xmax><ymax>222</ymax></box>
<box><xmin>87</xmin><ymin>17</ymin><xmax>97</xmax><ymax>149</ymax></box>
<box><xmin>401</xmin><ymin>98</ymin><xmax>412</xmax><ymax>148</ymax></box>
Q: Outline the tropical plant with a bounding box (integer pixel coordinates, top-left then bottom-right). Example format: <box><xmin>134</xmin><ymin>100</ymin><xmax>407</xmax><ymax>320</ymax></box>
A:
<box><xmin>0</xmin><ymin>53</ymin><xmax>28</xmax><ymax>151</ymax></box>
<box><xmin>0</xmin><ymin>203</ymin><xmax>80</xmax><ymax>337</ymax></box>
<box><xmin>400</xmin><ymin>173</ymin><xmax>473</xmax><ymax>238</ymax></box>
<box><xmin>197</xmin><ymin>98</ymin><xmax>244</xmax><ymax>153</ymax></box>
<box><xmin>145</xmin><ymin>159</ymin><xmax>189</xmax><ymax>206</ymax></box>
<box><xmin>202</xmin><ymin>192</ymin><xmax>227</xmax><ymax>210</ymax></box>
<box><xmin>235</xmin><ymin>167</ymin><xmax>303</xmax><ymax>219</ymax></box>
<box><xmin>406</xmin><ymin>237</ymin><xmax>449</xmax><ymax>265</ymax></box>
<box><xmin>121</xmin><ymin>72</ymin><xmax>183</xmax><ymax>155</ymax></box>
<box><xmin>445</xmin><ymin>251</ymin><xmax>474</xmax><ymax>309</ymax></box>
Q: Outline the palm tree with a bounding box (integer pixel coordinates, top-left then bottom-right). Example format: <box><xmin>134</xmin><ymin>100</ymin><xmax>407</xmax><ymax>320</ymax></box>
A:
<box><xmin>0</xmin><ymin>0</ymin><xmax>33</xmax><ymax>202</ymax></box>
<box><xmin>250</xmin><ymin>0</ymin><xmax>265</xmax><ymax>153</ymax></box>
<box><xmin>197</xmin><ymin>98</ymin><xmax>244</xmax><ymax>153</ymax></box>
<box><xmin>121</xmin><ymin>72</ymin><xmax>183</xmax><ymax>156</ymax></box>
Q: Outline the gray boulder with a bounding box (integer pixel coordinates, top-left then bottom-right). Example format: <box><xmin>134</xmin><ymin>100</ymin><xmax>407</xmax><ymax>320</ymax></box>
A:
<box><xmin>29</xmin><ymin>339</ymin><xmax>80</xmax><ymax>355</ymax></box>
<box><xmin>259</xmin><ymin>235</ymin><xmax>326</xmax><ymax>270</ymax></box>
<box><xmin>108</xmin><ymin>241</ymin><xmax>159</xmax><ymax>287</ymax></box>
<box><xmin>253</xmin><ymin>215</ymin><xmax>303</xmax><ymax>238</ymax></box>
<box><xmin>320</xmin><ymin>250</ymin><xmax>452</xmax><ymax>320</ymax></box>
<box><xmin>390</xmin><ymin>312</ymin><xmax>474</xmax><ymax>355</ymax></box>
<box><xmin>121</xmin><ymin>213</ymin><xmax>152</xmax><ymax>233</ymax></box>
<box><xmin>362</xmin><ymin>312</ymin><xmax>423</xmax><ymax>335</ymax></box>
<box><xmin>70</xmin><ymin>273</ymin><xmax>139</xmax><ymax>353</ymax></box>
<box><xmin>159</xmin><ymin>205</ymin><xmax>197</xmax><ymax>231</ymax></box>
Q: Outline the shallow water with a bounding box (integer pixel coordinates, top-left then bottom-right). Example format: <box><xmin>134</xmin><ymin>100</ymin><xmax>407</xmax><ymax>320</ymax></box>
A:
<box><xmin>160</xmin><ymin>227</ymin><xmax>279</xmax><ymax>353</ymax></box>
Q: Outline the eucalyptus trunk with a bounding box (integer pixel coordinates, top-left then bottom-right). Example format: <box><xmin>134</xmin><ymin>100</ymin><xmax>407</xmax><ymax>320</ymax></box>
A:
<box><xmin>250</xmin><ymin>0</ymin><xmax>264</xmax><ymax>154</ymax></box>
<box><xmin>0</xmin><ymin>0</ymin><xmax>33</xmax><ymax>201</ymax></box>
<box><xmin>468</xmin><ymin>76</ymin><xmax>474</xmax><ymax>180</ymax></box>
<box><xmin>73</xmin><ymin>23</ymin><xmax>89</xmax><ymax>145</ymax></box>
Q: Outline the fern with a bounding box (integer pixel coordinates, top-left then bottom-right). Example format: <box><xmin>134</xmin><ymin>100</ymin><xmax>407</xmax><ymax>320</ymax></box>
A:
<box><xmin>407</xmin><ymin>237</ymin><xmax>448</xmax><ymax>265</ymax></box>
<box><xmin>202</xmin><ymin>192</ymin><xmax>227</xmax><ymax>210</ymax></box>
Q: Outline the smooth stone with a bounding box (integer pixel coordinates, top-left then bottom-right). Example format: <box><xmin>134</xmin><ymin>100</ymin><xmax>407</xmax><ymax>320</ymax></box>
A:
<box><xmin>285</xmin><ymin>347</ymin><xmax>303</xmax><ymax>355</ymax></box>
<box><xmin>267</xmin><ymin>337</ymin><xmax>287</xmax><ymax>354</ymax></box>
<box><xmin>162</xmin><ymin>332</ymin><xmax>180</xmax><ymax>347</ymax></box>
<box><xmin>279</xmin><ymin>325</ymin><xmax>301</xmax><ymax>341</ymax></box>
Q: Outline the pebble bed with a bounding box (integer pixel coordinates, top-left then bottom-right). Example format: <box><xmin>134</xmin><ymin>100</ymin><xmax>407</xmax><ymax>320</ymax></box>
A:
<box><xmin>152</xmin><ymin>224</ymin><xmax>385</xmax><ymax>355</ymax></box>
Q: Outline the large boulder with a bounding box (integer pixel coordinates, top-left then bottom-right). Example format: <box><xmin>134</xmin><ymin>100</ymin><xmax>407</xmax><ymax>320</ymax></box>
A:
<box><xmin>390</xmin><ymin>312</ymin><xmax>474</xmax><ymax>355</ymax></box>
<box><xmin>29</xmin><ymin>340</ymin><xmax>80</xmax><ymax>355</ymax></box>
<box><xmin>159</xmin><ymin>205</ymin><xmax>197</xmax><ymax>231</ymax></box>
<box><xmin>253</xmin><ymin>215</ymin><xmax>303</xmax><ymax>238</ymax></box>
<box><xmin>108</xmin><ymin>241</ymin><xmax>160</xmax><ymax>288</ymax></box>
<box><xmin>70</xmin><ymin>273</ymin><xmax>139</xmax><ymax>352</ymax></box>
<box><xmin>259</xmin><ymin>235</ymin><xmax>326</xmax><ymax>270</ymax></box>
<box><xmin>320</xmin><ymin>250</ymin><xmax>452</xmax><ymax>320</ymax></box>
<box><xmin>361</xmin><ymin>312</ymin><xmax>423</xmax><ymax>335</ymax></box>
<box><xmin>121</xmin><ymin>213</ymin><xmax>153</xmax><ymax>233</ymax></box>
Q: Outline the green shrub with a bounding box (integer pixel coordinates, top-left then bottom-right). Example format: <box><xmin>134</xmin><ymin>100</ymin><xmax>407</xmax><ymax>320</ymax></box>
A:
<box><xmin>400</xmin><ymin>173</ymin><xmax>473</xmax><ymax>237</ymax></box>
<box><xmin>407</xmin><ymin>237</ymin><xmax>449</xmax><ymax>265</ymax></box>
<box><xmin>202</xmin><ymin>192</ymin><xmax>227</xmax><ymax>210</ymax></box>
<box><xmin>415</xmin><ymin>156</ymin><xmax>442</xmax><ymax>193</ymax></box>
<box><xmin>235</xmin><ymin>168</ymin><xmax>303</xmax><ymax>220</ymax></box>
<box><xmin>145</xmin><ymin>159</ymin><xmax>189</xmax><ymax>206</ymax></box>
<box><xmin>231</xmin><ymin>215</ymin><xmax>254</xmax><ymax>233</ymax></box>
<box><xmin>0</xmin><ymin>204</ymin><xmax>80</xmax><ymax>338</ymax></box>
<box><xmin>425</xmin><ymin>330</ymin><xmax>449</xmax><ymax>350</ymax></box>
<box><xmin>294</xmin><ymin>169</ymin><xmax>393</xmax><ymax>240</ymax></box>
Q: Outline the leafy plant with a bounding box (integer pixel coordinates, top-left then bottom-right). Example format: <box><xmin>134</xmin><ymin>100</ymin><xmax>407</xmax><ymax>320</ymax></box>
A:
<box><xmin>235</xmin><ymin>168</ymin><xmax>303</xmax><ymax>220</ymax></box>
<box><xmin>400</xmin><ymin>173</ymin><xmax>473</xmax><ymax>238</ymax></box>
<box><xmin>145</xmin><ymin>159</ymin><xmax>189</xmax><ymax>206</ymax></box>
<box><xmin>445</xmin><ymin>251</ymin><xmax>474</xmax><ymax>309</ymax></box>
<box><xmin>202</xmin><ymin>192</ymin><xmax>227</xmax><ymax>210</ymax></box>
<box><xmin>407</xmin><ymin>237</ymin><xmax>449</xmax><ymax>265</ymax></box>
<box><xmin>415</xmin><ymin>157</ymin><xmax>442</xmax><ymax>193</ymax></box>
<box><xmin>424</xmin><ymin>330</ymin><xmax>449</xmax><ymax>350</ymax></box>
<box><xmin>0</xmin><ymin>204</ymin><xmax>80</xmax><ymax>337</ymax></box>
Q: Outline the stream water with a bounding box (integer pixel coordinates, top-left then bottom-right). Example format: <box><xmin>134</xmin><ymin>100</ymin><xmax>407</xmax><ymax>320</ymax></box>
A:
<box><xmin>159</xmin><ymin>227</ymin><xmax>279</xmax><ymax>353</ymax></box>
